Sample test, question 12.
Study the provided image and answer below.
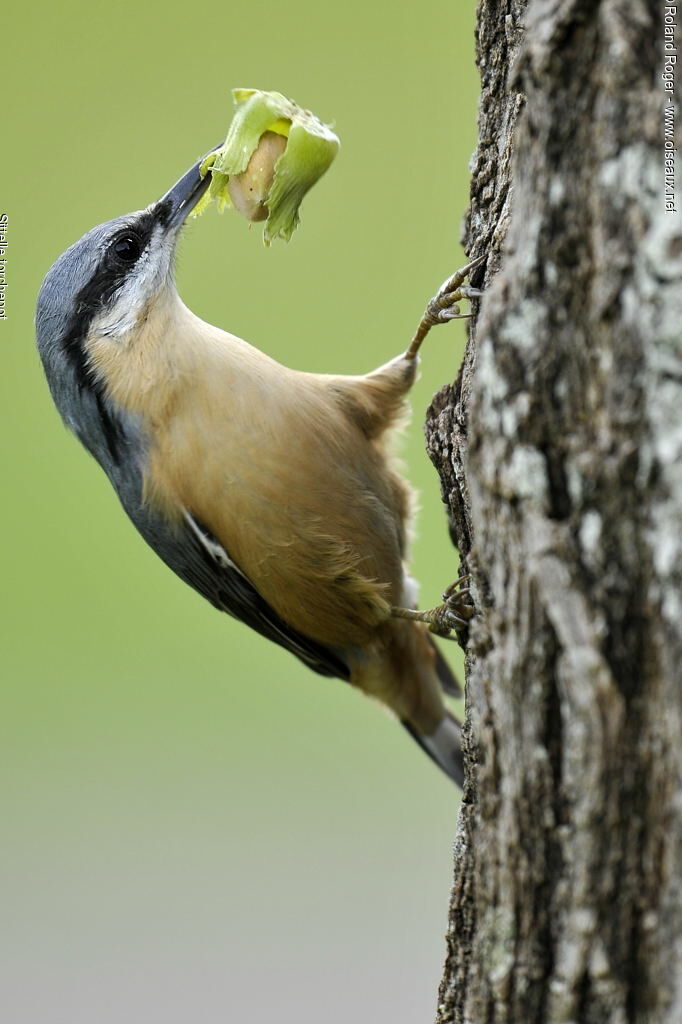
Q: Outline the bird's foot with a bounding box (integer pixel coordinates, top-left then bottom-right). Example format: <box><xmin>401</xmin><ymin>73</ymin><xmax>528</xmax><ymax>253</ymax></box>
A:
<box><xmin>405</xmin><ymin>255</ymin><xmax>485</xmax><ymax>360</ymax></box>
<box><xmin>390</xmin><ymin>574</ymin><xmax>474</xmax><ymax>639</ymax></box>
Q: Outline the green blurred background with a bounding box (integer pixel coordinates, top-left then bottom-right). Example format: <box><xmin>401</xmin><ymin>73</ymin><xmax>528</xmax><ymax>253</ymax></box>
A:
<box><xmin>4</xmin><ymin>3</ymin><xmax>478</xmax><ymax>1021</ymax></box>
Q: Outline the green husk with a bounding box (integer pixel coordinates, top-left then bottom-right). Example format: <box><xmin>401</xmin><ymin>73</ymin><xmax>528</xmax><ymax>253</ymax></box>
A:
<box><xmin>194</xmin><ymin>89</ymin><xmax>339</xmax><ymax>244</ymax></box>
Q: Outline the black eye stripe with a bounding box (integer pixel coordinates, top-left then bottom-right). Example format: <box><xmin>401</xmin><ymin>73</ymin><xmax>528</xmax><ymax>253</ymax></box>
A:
<box><xmin>57</xmin><ymin>209</ymin><xmax>161</xmax><ymax>434</ymax></box>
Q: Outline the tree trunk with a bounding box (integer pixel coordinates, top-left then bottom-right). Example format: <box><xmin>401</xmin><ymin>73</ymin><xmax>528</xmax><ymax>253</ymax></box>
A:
<box><xmin>429</xmin><ymin>1</ymin><xmax>682</xmax><ymax>1021</ymax></box>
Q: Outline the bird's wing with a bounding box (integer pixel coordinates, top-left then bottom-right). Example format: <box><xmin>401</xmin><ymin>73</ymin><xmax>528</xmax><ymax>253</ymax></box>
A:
<box><xmin>428</xmin><ymin>636</ymin><xmax>463</xmax><ymax>697</ymax></box>
<box><xmin>130</xmin><ymin>498</ymin><xmax>351</xmax><ymax>680</ymax></box>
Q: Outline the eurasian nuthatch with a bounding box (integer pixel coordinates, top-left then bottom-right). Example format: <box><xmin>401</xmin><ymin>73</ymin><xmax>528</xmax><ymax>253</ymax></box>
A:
<box><xmin>36</xmin><ymin>149</ymin><xmax>481</xmax><ymax>785</ymax></box>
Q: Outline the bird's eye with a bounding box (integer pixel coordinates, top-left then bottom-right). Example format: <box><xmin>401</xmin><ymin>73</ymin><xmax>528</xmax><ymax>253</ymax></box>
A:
<box><xmin>112</xmin><ymin>233</ymin><xmax>142</xmax><ymax>263</ymax></box>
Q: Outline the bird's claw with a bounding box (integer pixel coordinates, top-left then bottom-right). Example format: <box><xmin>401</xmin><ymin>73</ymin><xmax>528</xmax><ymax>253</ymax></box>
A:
<box><xmin>426</xmin><ymin>574</ymin><xmax>474</xmax><ymax>637</ymax></box>
<box><xmin>390</xmin><ymin>573</ymin><xmax>474</xmax><ymax>639</ymax></box>
<box><xmin>423</xmin><ymin>276</ymin><xmax>485</xmax><ymax>328</ymax></box>
<box><xmin>406</xmin><ymin>255</ymin><xmax>485</xmax><ymax>359</ymax></box>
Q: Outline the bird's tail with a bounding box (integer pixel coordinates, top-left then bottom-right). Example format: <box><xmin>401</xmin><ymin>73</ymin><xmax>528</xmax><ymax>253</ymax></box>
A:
<box><xmin>401</xmin><ymin>711</ymin><xmax>464</xmax><ymax>787</ymax></box>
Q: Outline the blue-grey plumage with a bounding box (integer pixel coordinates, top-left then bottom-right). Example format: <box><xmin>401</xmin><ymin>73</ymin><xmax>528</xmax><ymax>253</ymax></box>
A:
<box><xmin>36</xmin><ymin>150</ymin><xmax>465</xmax><ymax>786</ymax></box>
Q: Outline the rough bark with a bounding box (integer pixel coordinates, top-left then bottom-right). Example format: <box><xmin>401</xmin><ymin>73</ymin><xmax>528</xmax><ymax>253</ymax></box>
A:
<box><xmin>428</xmin><ymin>1</ymin><xmax>682</xmax><ymax>1022</ymax></box>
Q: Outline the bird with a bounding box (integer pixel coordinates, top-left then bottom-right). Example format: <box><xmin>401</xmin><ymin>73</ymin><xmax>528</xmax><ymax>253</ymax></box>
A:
<box><xmin>35</xmin><ymin>149</ymin><xmax>482</xmax><ymax>786</ymax></box>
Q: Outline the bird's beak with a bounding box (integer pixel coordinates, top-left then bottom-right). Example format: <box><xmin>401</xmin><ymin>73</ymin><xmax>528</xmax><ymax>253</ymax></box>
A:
<box><xmin>160</xmin><ymin>144</ymin><xmax>222</xmax><ymax>230</ymax></box>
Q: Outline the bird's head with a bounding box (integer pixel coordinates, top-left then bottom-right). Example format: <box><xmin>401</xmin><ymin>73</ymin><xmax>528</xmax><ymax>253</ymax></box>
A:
<box><xmin>37</xmin><ymin>154</ymin><xmax>212</xmax><ymax>383</ymax></box>
<box><xmin>35</xmin><ymin>152</ymin><xmax>214</xmax><ymax>468</ymax></box>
